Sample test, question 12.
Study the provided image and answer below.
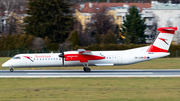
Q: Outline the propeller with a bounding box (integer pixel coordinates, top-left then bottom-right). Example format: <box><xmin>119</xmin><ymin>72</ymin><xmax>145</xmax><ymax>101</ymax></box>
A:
<box><xmin>59</xmin><ymin>45</ymin><xmax>64</xmax><ymax>66</ymax></box>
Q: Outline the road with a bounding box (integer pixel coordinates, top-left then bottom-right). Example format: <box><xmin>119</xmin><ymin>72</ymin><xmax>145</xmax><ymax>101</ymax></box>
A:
<box><xmin>1</xmin><ymin>69</ymin><xmax>180</xmax><ymax>77</ymax></box>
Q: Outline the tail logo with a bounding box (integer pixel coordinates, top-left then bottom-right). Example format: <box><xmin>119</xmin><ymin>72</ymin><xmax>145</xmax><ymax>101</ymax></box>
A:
<box><xmin>158</xmin><ymin>38</ymin><xmax>168</xmax><ymax>45</ymax></box>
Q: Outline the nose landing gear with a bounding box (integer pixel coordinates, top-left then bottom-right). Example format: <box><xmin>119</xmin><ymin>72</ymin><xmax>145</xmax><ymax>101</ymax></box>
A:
<box><xmin>10</xmin><ymin>68</ymin><xmax>14</xmax><ymax>72</ymax></box>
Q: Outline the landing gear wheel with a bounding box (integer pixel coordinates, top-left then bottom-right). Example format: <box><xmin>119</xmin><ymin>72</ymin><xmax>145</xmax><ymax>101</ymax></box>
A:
<box><xmin>83</xmin><ymin>63</ymin><xmax>91</xmax><ymax>72</ymax></box>
<box><xmin>10</xmin><ymin>68</ymin><xmax>14</xmax><ymax>72</ymax></box>
<box><xmin>86</xmin><ymin>68</ymin><xmax>91</xmax><ymax>72</ymax></box>
<box><xmin>83</xmin><ymin>67</ymin><xmax>91</xmax><ymax>72</ymax></box>
<box><xmin>83</xmin><ymin>67</ymin><xmax>86</xmax><ymax>71</ymax></box>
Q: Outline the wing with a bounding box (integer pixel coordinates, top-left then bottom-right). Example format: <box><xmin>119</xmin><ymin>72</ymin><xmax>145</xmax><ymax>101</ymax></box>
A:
<box><xmin>77</xmin><ymin>49</ymin><xmax>92</xmax><ymax>55</ymax></box>
<box><xmin>64</xmin><ymin>49</ymin><xmax>105</xmax><ymax>62</ymax></box>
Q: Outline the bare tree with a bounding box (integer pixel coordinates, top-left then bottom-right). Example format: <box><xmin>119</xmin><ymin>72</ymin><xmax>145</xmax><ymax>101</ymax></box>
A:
<box><xmin>90</xmin><ymin>13</ymin><xmax>115</xmax><ymax>35</ymax></box>
<box><xmin>165</xmin><ymin>20</ymin><xmax>173</xmax><ymax>27</ymax></box>
<box><xmin>151</xmin><ymin>16</ymin><xmax>159</xmax><ymax>39</ymax></box>
<box><xmin>0</xmin><ymin>0</ymin><xmax>27</xmax><ymax>34</ymax></box>
<box><xmin>1</xmin><ymin>0</ymin><xmax>26</xmax><ymax>14</ymax></box>
<box><xmin>176</xmin><ymin>30</ymin><xmax>180</xmax><ymax>44</ymax></box>
<box><xmin>73</xmin><ymin>20</ymin><xmax>83</xmax><ymax>35</ymax></box>
<box><xmin>79</xmin><ymin>32</ymin><xmax>95</xmax><ymax>46</ymax></box>
<box><xmin>83</xmin><ymin>5</ymin><xmax>115</xmax><ymax>35</ymax></box>
<box><xmin>165</xmin><ymin>20</ymin><xmax>180</xmax><ymax>44</ymax></box>
<box><xmin>68</xmin><ymin>0</ymin><xmax>180</xmax><ymax>3</ymax></box>
<box><xmin>32</xmin><ymin>37</ymin><xmax>45</xmax><ymax>51</ymax></box>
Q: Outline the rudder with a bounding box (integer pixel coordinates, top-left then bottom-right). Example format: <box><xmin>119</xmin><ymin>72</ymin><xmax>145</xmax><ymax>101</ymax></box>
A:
<box><xmin>147</xmin><ymin>27</ymin><xmax>177</xmax><ymax>53</ymax></box>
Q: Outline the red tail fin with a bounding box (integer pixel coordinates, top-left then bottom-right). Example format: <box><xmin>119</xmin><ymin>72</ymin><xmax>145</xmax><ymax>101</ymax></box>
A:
<box><xmin>147</xmin><ymin>27</ymin><xmax>177</xmax><ymax>53</ymax></box>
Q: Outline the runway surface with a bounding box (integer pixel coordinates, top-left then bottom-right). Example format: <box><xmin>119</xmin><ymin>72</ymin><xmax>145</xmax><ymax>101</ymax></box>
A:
<box><xmin>1</xmin><ymin>69</ymin><xmax>180</xmax><ymax>77</ymax></box>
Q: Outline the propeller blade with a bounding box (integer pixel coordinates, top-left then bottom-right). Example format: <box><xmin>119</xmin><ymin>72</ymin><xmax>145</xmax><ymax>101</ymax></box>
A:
<box><xmin>59</xmin><ymin>45</ymin><xmax>64</xmax><ymax>66</ymax></box>
<box><xmin>62</xmin><ymin>57</ymin><xmax>64</xmax><ymax>66</ymax></box>
<box><xmin>60</xmin><ymin>45</ymin><xmax>64</xmax><ymax>55</ymax></box>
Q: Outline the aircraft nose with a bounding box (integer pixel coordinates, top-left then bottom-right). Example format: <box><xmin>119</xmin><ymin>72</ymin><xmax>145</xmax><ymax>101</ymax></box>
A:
<box><xmin>2</xmin><ymin>62</ymin><xmax>9</xmax><ymax>67</ymax></box>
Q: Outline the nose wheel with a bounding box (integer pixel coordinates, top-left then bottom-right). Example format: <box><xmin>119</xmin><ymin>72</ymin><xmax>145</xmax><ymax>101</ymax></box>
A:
<box><xmin>10</xmin><ymin>68</ymin><xmax>14</xmax><ymax>72</ymax></box>
<box><xmin>83</xmin><ymin>63</ymin><xmax>91</xmax><ymax>72</ymax></box>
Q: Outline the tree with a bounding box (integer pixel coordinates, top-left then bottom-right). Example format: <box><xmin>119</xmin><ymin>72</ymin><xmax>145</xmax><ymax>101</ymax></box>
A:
<box><xmin>24</xmin><ymin>0</ymin><xmax>74</xmax><ymax>43</ymax></box>
<box><xmin>151</xmin><ymin>15</ymin><xmax>159</xmax><ymax>40</ymax></box>
<box><xmin>32</xmin><ymin>37</ymin><xmax>45</xmax><ymax>51</ymax></box>
<box><xmin>73</xmin><ymin>20</ymin><xmax>83</xmax><ymax>35</ymax></box>
<box><xmin>66</xmin><ymin>30</ymin><xmax>79</xmax><ymax>47</ymax></box>
<box><xmin>103</xmin><ymin>30</ymin><xmax>117</xmax><ymax>44</ymax></box>
<box><xmin>0</xmin><ymin>34</ymin><xmax>33</xmax><ymax>50</ymax></box>
<box><xmin>165</xmin><ymin>20</ymin><xmax>173</xmax><ymax>27</ymax></box>
<box><xmin>94</xmin><ymin>33</ymin><xmax>101</xmax><ymax>44</ymax></box>
<box><xmin>0</xmin><ymin>0</ymin><xmax>26</xmax><ymax>34</ymax></box>
<box><xmin>79</xmin><ymin>33</ymin><xmax>95</xmax><ymax>46</ymax></box>
<box><xmin>90</xmin><ymin>13</ymin><xmax>115</xmax><ymax>35</ymax></box>
<box><xmin>123</xmin><ymin>6</ymin><xmax>146</xmax><ymax>44</ymax></box>
<box><xmin>85</xmin><ymin>5</ymin><xmax>115</xmax><ymax>36</ymax></box>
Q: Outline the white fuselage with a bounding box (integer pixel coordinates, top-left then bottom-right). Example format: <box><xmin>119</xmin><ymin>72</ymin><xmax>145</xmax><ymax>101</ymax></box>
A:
<box><xmin>2</xmin><ymin>47</ymin><xmax>169</xmax><ymax>68</ymax></box>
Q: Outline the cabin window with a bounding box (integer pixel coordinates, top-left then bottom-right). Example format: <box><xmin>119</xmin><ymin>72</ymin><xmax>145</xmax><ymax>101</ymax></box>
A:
<box><xmin>12</xmin><ymin>57</ymin><xmax>21</xmax><ymax>59</ymax></box>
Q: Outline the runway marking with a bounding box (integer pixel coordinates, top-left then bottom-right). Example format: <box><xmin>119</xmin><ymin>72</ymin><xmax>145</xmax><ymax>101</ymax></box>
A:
<box><xmin>2</xmin><ymin>75</ymin><xmax>180</xmax><ymax>77</ymax></box>
<box><xmin>2</xmin><ymin>70</ymin><xmax>180</xmax><ymax>77</ymax></box>
<box><xmin>27</xmin><ymin>72</ymin><xmax>153</xmax><ymax>75</ymax></box>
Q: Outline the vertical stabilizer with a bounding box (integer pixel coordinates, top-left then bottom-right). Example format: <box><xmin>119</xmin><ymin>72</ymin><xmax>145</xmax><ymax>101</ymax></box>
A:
<box><xmin>147</xmin><ymin>27</ymin><xmax>177</xmax><ymax>52</ymax></box>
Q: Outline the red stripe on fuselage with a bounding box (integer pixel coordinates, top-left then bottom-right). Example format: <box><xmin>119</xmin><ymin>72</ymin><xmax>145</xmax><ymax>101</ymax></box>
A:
<box><xmin>64</xmin><ymin>54</ymin><xmax>105</xmax><ymax>62</ymax></box>
<box><xmin>147</xmin><ymin>45</ymin><xmax>168</xmax><ymax>53</ymax></box>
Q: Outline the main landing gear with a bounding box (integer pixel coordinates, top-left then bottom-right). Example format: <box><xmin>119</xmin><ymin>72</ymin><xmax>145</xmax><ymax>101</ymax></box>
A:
<box><xmin>83</xmin><ymin>63</ymin><xmax>91</xmax><ymax>72</ymax></box>
<box><xmin>10</xmin><ymin>68</ymin><xmax>14</xmax><ymax>72</ymax></box>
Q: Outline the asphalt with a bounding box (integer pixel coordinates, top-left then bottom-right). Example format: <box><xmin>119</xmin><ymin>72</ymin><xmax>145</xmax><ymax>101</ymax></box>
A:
<box><xmin>1</xmin><ymin>69</ymin><xmax>180</xmax><ymax>77</ymax></box>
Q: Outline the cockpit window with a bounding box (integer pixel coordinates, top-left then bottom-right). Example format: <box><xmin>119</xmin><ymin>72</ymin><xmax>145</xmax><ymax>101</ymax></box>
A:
<box><xmin>12</xmin><ymin>57</ymin><xmax>21</xmax><ymax>59</ymax></box>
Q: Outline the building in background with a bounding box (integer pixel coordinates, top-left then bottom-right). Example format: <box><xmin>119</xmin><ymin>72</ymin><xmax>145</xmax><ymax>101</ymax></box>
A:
<box><xmin>75</xmin><ymin>2</ymin><xmax>151</xmax><ymax>31</ymax></box>
<box><xmin>142</xmin><ymin>0</ymin><xmax>180</xmax><ymax>44</ymax></box>
<box><xmin>0</xmin><ymin>0</ymin><xmax>27</xmax><ymax>35</ymax></box>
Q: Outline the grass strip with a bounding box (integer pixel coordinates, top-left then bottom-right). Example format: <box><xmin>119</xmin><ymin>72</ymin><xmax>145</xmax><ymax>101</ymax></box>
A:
<box><xmin>0</xmin><ymin>78</ymin><xmax>180</xmax><ymax>101</ymax></box>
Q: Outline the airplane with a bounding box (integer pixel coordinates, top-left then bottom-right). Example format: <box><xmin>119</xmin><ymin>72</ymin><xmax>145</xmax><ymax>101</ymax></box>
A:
<box><xmin>2</xmin><ymin>27</ymin><xmax>177</xmax><ymax>72</ymax></box>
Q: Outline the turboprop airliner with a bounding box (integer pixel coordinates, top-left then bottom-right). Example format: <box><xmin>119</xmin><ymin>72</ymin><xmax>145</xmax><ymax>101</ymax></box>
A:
<box><xmin>2</xmin><ymin>27</ymin><xmax>177</xmax><ymax>72</ymax></box>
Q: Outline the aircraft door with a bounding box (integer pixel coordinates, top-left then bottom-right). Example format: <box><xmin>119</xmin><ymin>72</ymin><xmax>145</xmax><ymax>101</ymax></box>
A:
<box><xmin>26</xmin><ymin>57</ymin><xmax>31</xmax><ymax>66</ymax></box>
<box><xmin>117</xmin><ymin>54</ymin><xmax>121</xmax><ymax>64</ymax></box>
<box><xmin>21</xmin><ymin>57</ymin><xmax>26</xmax><ymax>66</ymax></box>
